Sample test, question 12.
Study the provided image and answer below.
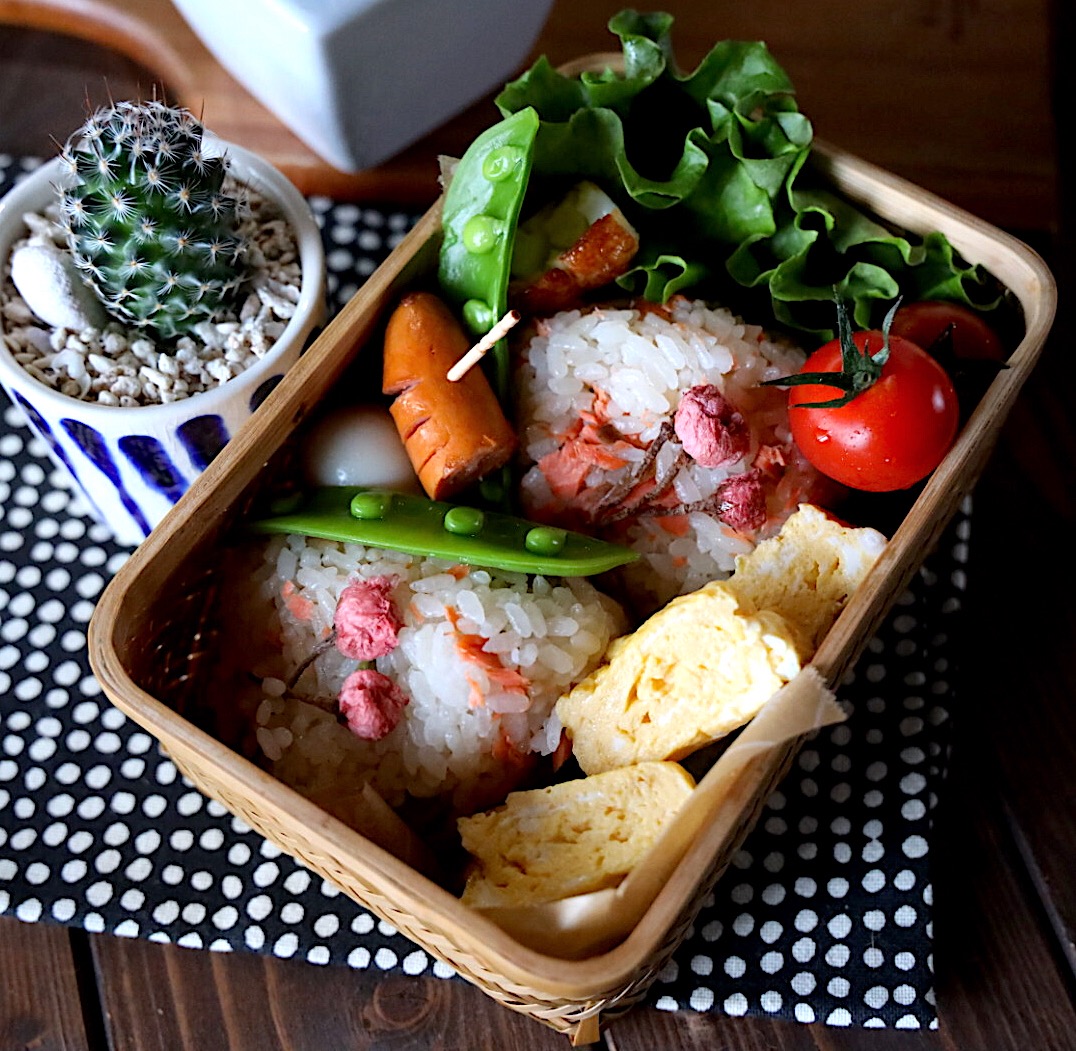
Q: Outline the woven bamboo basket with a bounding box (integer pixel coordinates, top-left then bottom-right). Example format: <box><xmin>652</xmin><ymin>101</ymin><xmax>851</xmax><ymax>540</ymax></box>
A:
<box><xmin>87</xmin><ymin>61</ymin><xmax>1056</xmax><ymax>1043</ymax></box>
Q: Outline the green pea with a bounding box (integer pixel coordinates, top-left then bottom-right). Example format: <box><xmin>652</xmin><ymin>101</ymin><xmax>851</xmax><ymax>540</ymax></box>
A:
<box><xmin>482</xmin><ymin>145</ymin><xmax>525</xmax><ymax>182</ymax></box>
<box><xmin>443</xmin><ymin>505</ymin><xmax>485</xmax><ymax>536</ymax></box>
<box><xmin>462</xmin><ymin>298</ymin><xmax>495</xmax><ymax>335</ymax></box>
<box><xmin>350</xmin><ymin>489</ymin><xmax>394</xmax><ymax>520</ymax></box>
<box><xmin>525</xmin><ymin>525</ymin><xmax>567</xmax><ymax>556</ymax></box>
<box><xmin>462</xmin><ymin>214</ymin><xmax>503</xmax><ymax>255</ymax></box>
<box><xmin>478</xmin><ymin>473</ymin><xmax>506</xmax><ymax>505</ymax></box>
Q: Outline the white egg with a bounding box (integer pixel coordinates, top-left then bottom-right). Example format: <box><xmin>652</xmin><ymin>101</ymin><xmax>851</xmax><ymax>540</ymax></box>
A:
<box><xmin>302</xmin><ymin>405</ymin><xmax>421</xmax><ymax>492</ymax></box>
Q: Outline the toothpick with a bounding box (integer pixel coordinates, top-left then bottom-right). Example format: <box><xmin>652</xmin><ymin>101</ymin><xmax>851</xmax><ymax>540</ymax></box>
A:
<box><xmin>447</xmin><ymin>309</ymin><xmax>521</xmax><ymax>381</ymax></box>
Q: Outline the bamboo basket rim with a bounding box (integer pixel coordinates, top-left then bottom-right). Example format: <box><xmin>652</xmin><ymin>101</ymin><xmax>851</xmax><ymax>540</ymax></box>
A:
<box><xmin>87</xmin><ymin>59</ymin><xmax>1057</xmax><ymax>1005</ymax></box>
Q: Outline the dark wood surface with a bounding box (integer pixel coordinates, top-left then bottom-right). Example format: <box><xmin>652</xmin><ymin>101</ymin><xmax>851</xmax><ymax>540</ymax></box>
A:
<box><xmin>1</xmin><ymin>1</ymin><xmax>1073</xmax><ymax>1049</ymax></box>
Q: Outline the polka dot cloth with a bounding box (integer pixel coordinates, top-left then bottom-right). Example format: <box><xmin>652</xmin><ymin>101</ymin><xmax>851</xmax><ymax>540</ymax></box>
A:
<box><xmin>647</xmin><ymin>554</ymin><xmax>958</xmax><ymax>1029</ymax></box>
<box><xmin>0</xmin><ymin>154</ymin><xmax>961</xmax><ymax>1028</ymax></box>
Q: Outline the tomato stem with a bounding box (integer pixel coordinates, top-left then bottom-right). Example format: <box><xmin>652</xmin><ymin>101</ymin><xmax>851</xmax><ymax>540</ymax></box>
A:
<box><xmin>764</xmin><ymin>292</ymin><xmax>900</xmax><ymax>409</ymax></box>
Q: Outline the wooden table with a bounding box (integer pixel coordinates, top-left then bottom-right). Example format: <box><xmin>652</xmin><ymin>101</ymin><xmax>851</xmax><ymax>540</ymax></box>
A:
<box><xmin>1</xmin><ymin>2</ymin><xmax>1072</xmax><ymax>1049</ymax></box>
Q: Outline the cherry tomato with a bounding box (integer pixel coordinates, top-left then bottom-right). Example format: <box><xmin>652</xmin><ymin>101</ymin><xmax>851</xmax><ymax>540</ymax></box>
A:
<box><xmin>890</xmin><ymin>300</ymin><xmax>1004</xmax><ymax>362</ymax></box>
<box><xmin>787</xmin><ymin>331</ymin><xmax>960</xmax><ymax>492</ymax></box>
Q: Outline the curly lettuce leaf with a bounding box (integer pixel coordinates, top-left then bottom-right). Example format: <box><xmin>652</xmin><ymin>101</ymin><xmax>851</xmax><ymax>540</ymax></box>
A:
<box><xmin>494</xmin><ymin>9</ymin><xmax>996</xmax><ymax>339</ymax></box>
<box><xmin>618</xmin><ymin>251</ymin><xmax>713</xmax><ymax>300</ymax></box>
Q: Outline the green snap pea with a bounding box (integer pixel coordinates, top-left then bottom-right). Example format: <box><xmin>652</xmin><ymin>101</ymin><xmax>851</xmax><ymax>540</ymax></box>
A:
<box><xmin>250</xmin><ymin>487</ymin><xmax>639</xmax><ymax>578</ymax></box>
<box><xmin>437</xmin><ymin>106</ymin><xmax>539</xmax><ymax>403</ymax></box>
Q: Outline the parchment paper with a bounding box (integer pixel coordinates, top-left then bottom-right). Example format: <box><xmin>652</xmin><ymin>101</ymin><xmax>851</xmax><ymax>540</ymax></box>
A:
<box><xmin>471</xmin><ymin>665</ymin><xmax>846</xmax><ymax>958</ymax></box>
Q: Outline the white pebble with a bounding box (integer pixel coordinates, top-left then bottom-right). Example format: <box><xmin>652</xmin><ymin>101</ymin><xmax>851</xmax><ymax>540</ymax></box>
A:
<box><xmin>206</xmin><ymin>357</ymin><xmax>233</xmax><ymax>383</ymax></box>
<box><xmin>10</xmin><ymin>241</ymin><xmax>108</xmax><ymax>331</ymax></box>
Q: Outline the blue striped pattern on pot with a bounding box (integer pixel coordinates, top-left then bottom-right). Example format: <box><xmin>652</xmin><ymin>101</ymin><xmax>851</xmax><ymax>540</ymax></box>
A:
<box><xmin>3</xmin><ymin>370</ymin><xmax>290</xmax><ymax>546</ymax></box>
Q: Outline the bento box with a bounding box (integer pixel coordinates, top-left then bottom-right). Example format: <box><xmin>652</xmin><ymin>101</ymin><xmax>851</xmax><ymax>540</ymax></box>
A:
<box><xmin>87</xmin><ymin>48</ymin><xmax>1056</xmax><ymax>1043</ymax></box>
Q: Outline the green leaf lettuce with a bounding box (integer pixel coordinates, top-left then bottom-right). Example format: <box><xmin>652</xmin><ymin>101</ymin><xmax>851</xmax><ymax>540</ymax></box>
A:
<box><xmin>493</xmin><ymin>9</ymin><xmax>997</xmax><ymax>339</ymax></box>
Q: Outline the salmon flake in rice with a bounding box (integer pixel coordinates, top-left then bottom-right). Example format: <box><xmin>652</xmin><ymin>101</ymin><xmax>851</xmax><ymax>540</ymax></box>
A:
<box><xmin>514</xmin><ymin>296</ymin><xmax>840</xmax><ymax>614</ymax></box>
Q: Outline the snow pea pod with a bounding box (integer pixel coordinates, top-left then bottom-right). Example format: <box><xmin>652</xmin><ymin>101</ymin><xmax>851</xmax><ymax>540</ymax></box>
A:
<box><xmin>437</xmin><ymin>106</ymin><xmax>539</xmax><ymax>402</ymax></box>
<box><xmin>251</xmin><ymin>487</ymin><xmax>638</xmax><ymax>577</ymax></box>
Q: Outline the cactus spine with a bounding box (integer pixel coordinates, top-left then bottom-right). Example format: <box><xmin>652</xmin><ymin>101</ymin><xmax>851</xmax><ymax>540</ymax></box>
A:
<box><xmin>57</xmin><ymin>99</ymin><xmax>249</xmax><ymax>340</ymax></box>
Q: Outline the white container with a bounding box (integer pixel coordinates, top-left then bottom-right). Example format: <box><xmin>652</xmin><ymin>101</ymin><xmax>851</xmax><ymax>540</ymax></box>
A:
<box><xmin>171</xmin><ymin>0</ymin><xmax>557</xmax><ymax>172</ymax></box>
<box><xmin>0</xmin><ymin>143</ymin><xmax>327</xmax><ymax>547</ymax></box>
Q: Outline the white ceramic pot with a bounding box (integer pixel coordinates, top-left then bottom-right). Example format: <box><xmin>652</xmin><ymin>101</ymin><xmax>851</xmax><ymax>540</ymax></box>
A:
<box><xmin>0</xmin><ymin>142</ymin><xmax>327</xmax><ymax>547</ymax></box>
<box><xmin>172</xmin><ymin>0</ymin><xmax>556</xmax><ymax>172</ymax></box>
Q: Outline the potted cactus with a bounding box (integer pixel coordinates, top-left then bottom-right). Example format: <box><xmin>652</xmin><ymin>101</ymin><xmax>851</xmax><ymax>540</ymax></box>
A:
<box><xmin>58</xmin><ymin>99</ymin><xmax>252</xmax><ymax>339</ymax></box>
<box><xmin>0</xmin><ymin>98</ymin><xmax>326</xmax><ymax>546</ymax></box>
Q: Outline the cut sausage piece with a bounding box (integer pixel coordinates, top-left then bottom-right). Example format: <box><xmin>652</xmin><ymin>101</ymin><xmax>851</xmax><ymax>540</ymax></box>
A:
<box><xmin>382</xmin><ymin>291</ymin><xmax>517</xmax><ymax>500</ymax></box>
